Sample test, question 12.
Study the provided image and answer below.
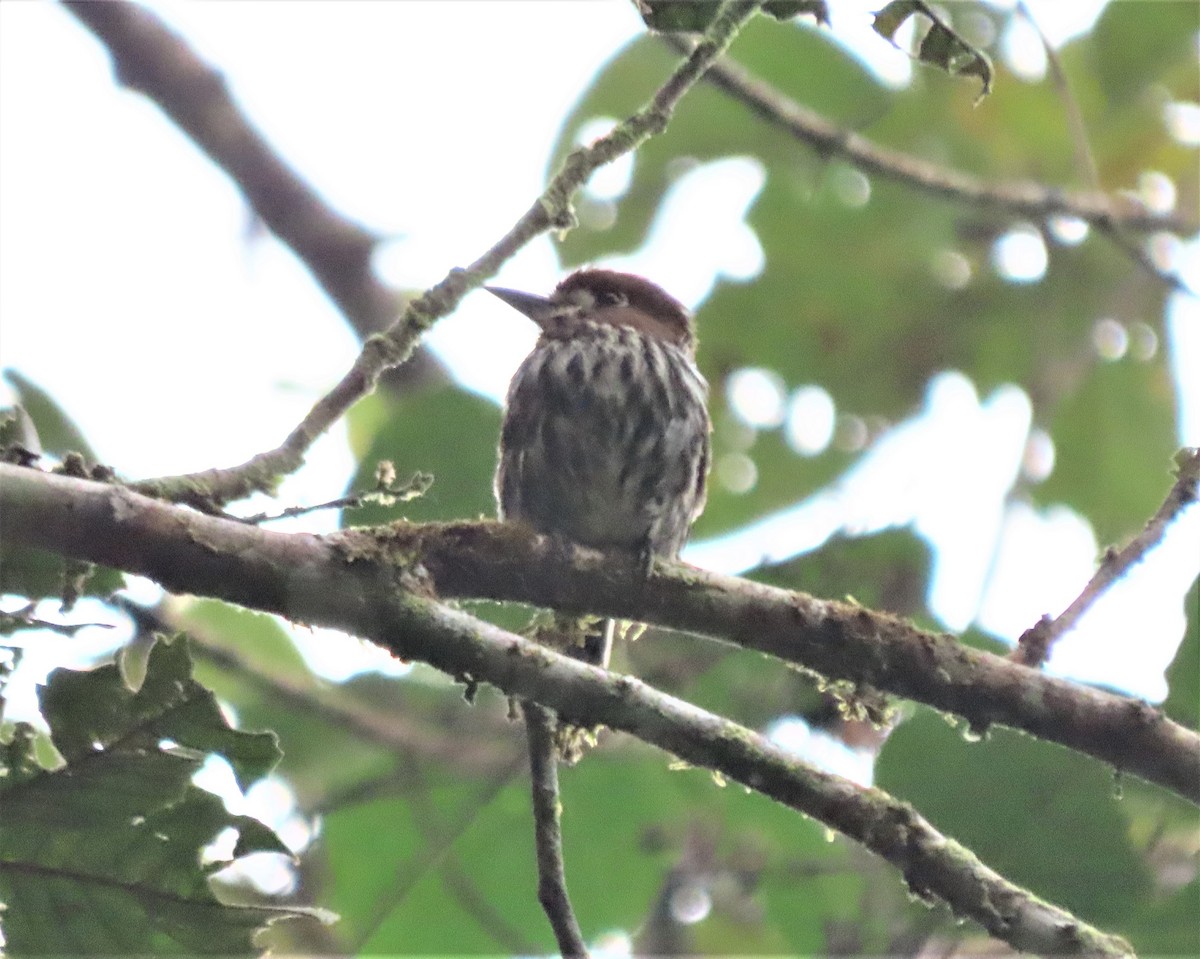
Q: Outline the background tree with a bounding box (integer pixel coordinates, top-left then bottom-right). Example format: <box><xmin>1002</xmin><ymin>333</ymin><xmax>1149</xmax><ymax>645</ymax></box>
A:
<box><xmin>1</xmin><ymin>1</ymin><xmax>1197</xmax><ymax>956</ymax></box>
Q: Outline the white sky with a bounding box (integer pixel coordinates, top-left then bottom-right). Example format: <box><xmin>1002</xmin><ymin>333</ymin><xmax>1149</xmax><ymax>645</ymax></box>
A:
<box><xmin>1</xmin><ymin>0</ymin><xmax>1196</xmax><ymax>711</ymax></box>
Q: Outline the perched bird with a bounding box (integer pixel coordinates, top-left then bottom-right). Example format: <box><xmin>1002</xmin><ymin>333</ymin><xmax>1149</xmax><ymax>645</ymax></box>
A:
<box><xmin>488</xmin><ymin>269</ymin><xmax>711</xmax><ymax>668</ymax></box>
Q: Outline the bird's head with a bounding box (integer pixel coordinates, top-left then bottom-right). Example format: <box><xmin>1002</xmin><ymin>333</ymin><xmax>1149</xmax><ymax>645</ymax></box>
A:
<box><xmin>486</xmin><ymin>269</ymin><xmax>696</xmax><ymax>354</ymax></box>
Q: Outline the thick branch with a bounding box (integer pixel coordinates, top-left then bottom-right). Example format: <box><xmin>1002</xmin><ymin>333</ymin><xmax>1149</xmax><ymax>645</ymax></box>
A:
<box><xmin>5</xmin><ymin>465</ymin><xmax>1198</xmax><ymax>806</ymax></box>
<box><xmin>0</xmin><ymin>465</ymin><xmax>1134</xmax><ymax>955</ymax></box>
<box><xmin>62</xmin><ymin>0</ymin><xmax>439</xmax><ymax>381</ymax></box>
<box><xmin>104</xmin><ymin>0</ymin><xmax>763</xmax><ymax>509</ymax></box>
<box><xmin>362</xmin><ymin>519</ymin><xmax>1200</xmax><ymax>806</ymax></box>
<box><xmin>1014</xmin><ymin>447</ymin><xmax>1200</xmax><ymax>667</ymax></box>
<box><xmin>123</xmin><ymin>598</ymin><xmax>518</xmax><ymax>775</ymax></box>
<box><xmin>663</xmin><ymin>36</ymin><xmax>1196</xmax><ymax>235</ymax></box>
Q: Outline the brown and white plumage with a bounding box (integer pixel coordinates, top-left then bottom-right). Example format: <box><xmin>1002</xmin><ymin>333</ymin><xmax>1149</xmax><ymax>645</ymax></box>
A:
<box><xmin>490</xmin><ymin>269</ymin><xmax>711</xmax><ymax>666</ymax></box>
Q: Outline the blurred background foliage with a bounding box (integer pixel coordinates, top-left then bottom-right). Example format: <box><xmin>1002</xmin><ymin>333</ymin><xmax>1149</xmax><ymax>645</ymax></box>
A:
<box><xmin>2</xmin><ymin>2</ymin><xmax>1198</xmax><ymax>955</ymax></box>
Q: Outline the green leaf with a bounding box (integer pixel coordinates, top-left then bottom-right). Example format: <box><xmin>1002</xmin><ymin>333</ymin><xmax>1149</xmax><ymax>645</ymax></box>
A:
<box><xmin>1106</xmin><ymin>777</ymin><xmax>1200</xmax><ymax>955</ymax></box>
<box><xmin>758</xmin><ymin>529</ymin><xmax>933</xmax><ymax>620</ymax></box>
<box><xmin>0</xmin><ymin>378</ymin><xmax>122</xmax><ymax>603</ymax></box>
<box><xmin>1163</xmin><ymin>577</ymin><xmax>1198</xmax><ymax>728</ymax></box>
<box><xmin>321</xmin><ymin>768</ymin><xmax>535</xmax><ymax>954</ymax></box>
<box><xmin>636</xmin><ymin>1</ymin><xmax>828</xmax><ymax>32</ymax></box>
<box><xmin>43</xmin><ymin>635</ymin><xmax>280</xmax><ymax>792</ymax></box>
<box><xmin>318</xmin><ymin>742</ymin><xmax>873</xmax><ymax>955</ymax></box>
<box><xmin>0</xmin><ymin>404</ymin><xmax>41</xmax><ymax>457</ymax></box>
<box><xmin>1035</xmin><ymin>360</ymin><xmax>1176</xmax><ymax>544</ymax></box>
<box><xmin>637</xmin><ymin>1</ymin><xmax>724</xmax><ymax>33</ymax></box>
<box><xmin>0</xmin><ymin>543</ymin><xmax>124</xmax><ymax>612</ymax></box>
<box><xmin>877</xmin><ymin>710</ymin><xmax>1156</xmax><ymax>934</ymax></box>
<box><xmin>3</xmin><ymin>369</ymin><xmax>96</xmax><ymax>461</ymax></box>
<box><xmin>182</xmin><ymin>600</ymin><xmax>437</xmax><ymax>808</ymax></box>
<box><xmin>872</xmin><ymin>0</ymin><xmax>993</xmax><ymax>101</ymax></box>
<box><xmin>1090</xmin><ymin>0</ymin><xmax>1200</xmax><ymax>104</ymax></box>
<box><xmin>0</xmin><ymin>636</ymin><xmax>310</xmax><ymax>956</ymax></box>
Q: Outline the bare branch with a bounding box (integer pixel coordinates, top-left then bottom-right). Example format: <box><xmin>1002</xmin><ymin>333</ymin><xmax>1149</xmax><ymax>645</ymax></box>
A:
<box><xmin>1015</xmin><ymin>3</ymin><xmax>1193</xmax><ymax>296</ymax></box>
<box><xmin>0</xmin><ymin>601</ymin><xmax>113</xmax><ymax>637</ymax></box>
<box><xmin>112</xmin><ymin>0</ymin><xmax>765</xmax><ymax>510</ymax></box>
<box><xmin>347</xmin><ymin>751</ymin><xmax>528</xmax><ymax>953</ymax></box>
<box><xmin>439</xmin><ymin>856</ymin><xmax>540</xmax><ymax>956</ymax></box>
<box><xmin>1016</xmin><ymin>1</ymin><xmax>1100</xmax><ymax>193</ymax></box>
<box><xmin>0</xmin><ymin>464</ymin><xmax>1138</xmax><ymax>955</ymax></box>
<box><xmin>1014</xmin><ymin>447</ymin><xmax>1200</xmax><ymax>668</ymax></box>
<box><xmin>119</xmin><ymin>597</ymin><xmax>520</xmax><ymax>775</ymax></box>
<box><xmin>525</xmin><ymin>703</ymin><xmax>589</xmax><ymax>958</ymax></box>
<box><xmin>661</xmin><ymin>35</ymin><xmax>1196</xmax><ymax>235</ymax></box>
<box><xmin>61</xmin><ymin>0</ymin><xmax>439</xmax><ymax>383</ymax></box>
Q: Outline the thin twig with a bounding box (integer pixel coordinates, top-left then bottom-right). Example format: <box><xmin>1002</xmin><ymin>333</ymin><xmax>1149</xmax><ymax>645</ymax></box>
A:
<box><xmin>0</xmin><ymin>601</ymin><xmax>114</xmax><ymax>636</ymax></box>
<box><xmin>1014</xmin><ymin>447</ymin><xmax>1200</xmax><ymax>668</ymax></box>
<box><xmin>1016</xmin><ymin>2</ymin><xmax>1194</xmax><ymax>297</ymax></box>
<box><xmin>97</xmin><ymin>0</ymin><xmax>764</xmax><ymax>511</ymax></box>
<box><xmin>524</xmin><ymin>702</ymin><xmax>589</xmax><ymax>958</ymax></box>
<box><xmin>346</xmin><ymin>749</ymin><xmax>529</xmax><ymax>953</ymax></box>
<box><xmin>232</xmin><ymin>495</ymin><xmax>362</xmax><ymax>525</ymax></box>
<box><xmin>660</xmin><ymin>34</ymin><xmax>1195</xmax><ymax>235</ymax></box>
<box><xmin>230</xmin><ymin>469</ymin><xmax>432</xmax><ymax>525</ymax></box>
<box><xmin>1017</xmin><ymin>2</ymin><xmax>1100</xmax><ymax>193</ymax></box>
<box><xmin>439</xmin><ymin>855</ymin><xmax>540</xmax><ymax>956</ymax></box>
<box><xmin>1097</xmin><ymin>225</ymin><xmax>1196</xmax><ymax>298</ymax></box>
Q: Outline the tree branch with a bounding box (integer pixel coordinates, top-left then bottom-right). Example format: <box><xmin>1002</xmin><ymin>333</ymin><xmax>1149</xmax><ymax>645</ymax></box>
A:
<box><xmin>661</xmin><ymin>35</ymin><xmax>1196</xmax><ymax>235</ymax></box>
<box><xmin>0</xmin><ymin>464</ymin><xmax>1136</xmax><ymax>955</ymax></box>
<box><xmin>1014</xmin><ymin>447</ymin><xmax>1200</xmax><ymax>668</ymax></box>
<box><xmin>363</xmin><ymin>521</ymin><xmax>1199</xmax><ymax>807</ymax></box>
<box><xmin>119</xmin><ymin>597</ymin><xmax>520</xmax><ymax>776</ymax></box>
<box><xmin>1016</xmin><ymin>2</ymin><xmax>1100</xmax><ymax>194</ymax></box>
<box><xmin>5</xmin><ymin>463</ymin><xmax>1197</xmax><ymax>807</ymax></box>
<box><xmin>524</xmin><ymin>703</ymin><xmax>589</xmax><ymax>958</ymax></box>
<box><xmin>1012</xmin><ymin>3</ymin><xmax>1194</xmax><ymax>296</ymax></box>
<box><xmin>61</xmin><ymin>0</ymin><xmax>441</xmax><ymax>385</ymax></box>
<box><xmin>93</xmin><ymin>0</ymin><xmax>764</xmax><ymax>510</ymax></box>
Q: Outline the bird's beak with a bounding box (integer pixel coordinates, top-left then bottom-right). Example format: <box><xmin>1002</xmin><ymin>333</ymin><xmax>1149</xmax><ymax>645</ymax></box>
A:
<box><xmin>484</xmin><ymin>286</ymin><xmax>558</xmax><ymax>326</ymax></box>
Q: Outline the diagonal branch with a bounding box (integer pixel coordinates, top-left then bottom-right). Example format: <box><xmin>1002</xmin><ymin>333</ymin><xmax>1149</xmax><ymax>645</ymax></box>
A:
<box><xmin>661</xmin><ymin>34</ymin><xmax>1196</xmax><ymax>236</ymax></box>
<box><xmin>1014</xmin><ymin>447</ymin><xmax>1200</xmax><ymax>668</ymax></box>
<box><xmin>61</xmin><ymin>0</ymin><xmax>439</xmax><ymax>384</ymax></box>
<box><xmin>0</xmin><ymin>464</ymin><xmax>1136</xmax><ymax>956</ymax></box>
<box><xmin>120</xmin><ymin>596</ymin><xmax>519</xmax><ymax>775</ymax></box>
<box><xmin>96</xmin><ymin>0</ymin><xmax>765</xmax><ymax>510</ymax></box>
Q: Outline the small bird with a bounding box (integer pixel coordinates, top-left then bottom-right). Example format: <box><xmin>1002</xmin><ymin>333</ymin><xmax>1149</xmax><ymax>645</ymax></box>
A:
<box><xmin>488</xmin><ymin>269</ymin><xmax>712</xmax><ymax>668</ymax></box>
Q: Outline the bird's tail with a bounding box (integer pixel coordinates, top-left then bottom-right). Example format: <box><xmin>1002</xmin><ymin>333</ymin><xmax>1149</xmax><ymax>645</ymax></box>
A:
<box><xmin>545</xmin><ymin>612</ymin><xmax>614</xmax><ymax>669</ymax></box>
<box><xmin>574</xmin><ymin>617</ymin><xmax>615</xmax><ymax>669</ymax></box>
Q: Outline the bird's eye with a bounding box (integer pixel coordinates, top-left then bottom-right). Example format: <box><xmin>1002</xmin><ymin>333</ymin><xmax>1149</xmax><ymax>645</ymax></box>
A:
<box><xmin>597</xmin><ymin>290</ymin><xmax>627</xmax><ymax>306</ymax></box>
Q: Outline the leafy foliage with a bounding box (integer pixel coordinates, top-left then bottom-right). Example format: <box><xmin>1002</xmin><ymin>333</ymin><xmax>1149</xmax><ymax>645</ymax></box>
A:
<box><xmin>873</xmin><ymin>0</ymin><xmax>993</xmax><ymax>101</ymax></box>
<box><xmin>0</xmin><ymin>637</ymin><xmax>321</xmax><ymax>956</ymax></box>
<box><xmin>877</xmin><ymin>710</ymin><xmax>1200</xmax><ymax>956</ymax></box>
<box><xmin>637</xmin><ymin>1</ymin><xmax>829</xmax><ymax>34</ymax></box>
<box><xmin>547</xmin><ymin>9</ymin><xmax>1187</xmax><ymax>548</ymax></box>
<box><xmin>1</xmin><ymin>374</ymin><xmax>124</xmax><ymax>602</ymax></box>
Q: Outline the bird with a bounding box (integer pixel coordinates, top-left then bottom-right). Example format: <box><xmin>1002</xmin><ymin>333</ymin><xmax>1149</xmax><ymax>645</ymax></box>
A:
<box><xmin>488</xmin><ymin>268</ymin><xmax>711</xmax><ymax>669</ymax></box>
